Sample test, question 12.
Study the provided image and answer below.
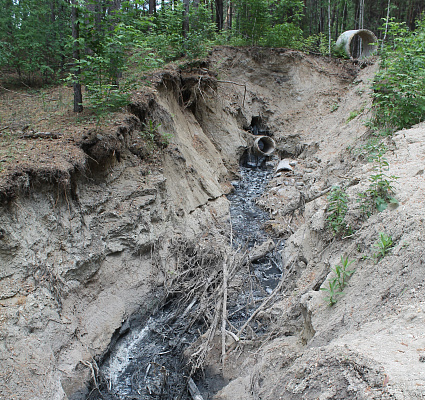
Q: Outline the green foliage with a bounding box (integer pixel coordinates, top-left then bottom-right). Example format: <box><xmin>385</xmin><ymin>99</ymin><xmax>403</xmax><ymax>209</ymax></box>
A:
<box><xmin>232</xmin><ymin>0</ymin><xmax>304</xmax><ymax>46</ymax></box>
<box><xmin>140</xmin><ymin>120</ymin><xmax>172</xmax><ymax>149</ymax></box>
<box><xmin>261</xmin><ymin>23</ymin><xmax>303</xmax><ymax>48</ymax></box>
<box><xmin>234</xmin><ymin>0</ymin><xmax>271</xmax><ymax>45</ymax></box>
<box><xmin>321</xmin><ymin>256</ymin><xmax>355</xmax><ymax>306</ymax></box>
<box><xmin>67</xmin><ymin>6</ymin><xmax>132</xmax><ymax>113</ymax></box>
<box><xmin>373</xmin><ymin>232</ymin><xmax>393</xmax><ymax>263</ymax></box>
<box><xmin>151</xmin><ymin>3</ymin><xmax>216</xmax><ymax>61</ymax></box>
<box><xmin>372</xmin><ymin>17</ymin><xmax>425</xmax><ymax>130</ymax></box>
<box><xmin>321</xmin><ymin>279</ymin><xmax>342</xmax><ymax>306</ymax></box>
<box><xmin>358</xmin><ymin>148</ymin><xmax>398</xmax><ymax>216</ymax></box>
<box><xmin>347</xmin><ymin>110</ymin><xmax>360</xmax><ymax>123</ymax></box>
<box><xmin>0</xmin><ymin>0</ymin><xmax>71</xmax><ymax>84</ymax></box>
<box><xmin>300</xmin><ymin>33</ymin><xmax>336</xmax><ymax>56</ymax></box>
<box><xmin>326</xmin><ymin>186</ymin><xmax>352</xmax><ymax>237</ymax></box>
<box><xmin>334</xmin><ymin>256</ymin><xmax>354</xmax><ymax>291</ymax></box>
<box><xmin>330</xmin><ymin>102</ymin><xmax>339</xmax><ymax>112</ymax></box>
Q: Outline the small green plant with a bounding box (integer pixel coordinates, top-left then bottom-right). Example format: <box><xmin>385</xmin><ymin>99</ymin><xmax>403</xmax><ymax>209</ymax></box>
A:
<box><xmin>321</xmin><ymin>257</ymin><xmax>355</xmax><ymax>306</ymax></box>
<box><xmin>334</xmin><ymin>256</ymin><xmax>354</xmax><ymax>291</ymax></box>
<box><xmin>321</xmin><ymin>279</ymin><xmax>342</xmax><ymax>306</ymax></box>
<box><xmin>358</xmin><ymin>147</ymin><xmax>398</xmax><ymax>216</ymax></box>
<box><xmin>140</xmin><ymin>120</ymin><xmax>172</xmax><ymax>149</ymax></box>
<box><xmin>326</xmin><ymin>186</ymin><xmax>352</xmax><ymax>236</ymax></box>
<box><xmin>330</xmin><ymin>102</ymin><xmax>339</xmax><ymax>112</ymax></box>
<box><xmin>320</xmin><ymin>256</ymin><xmax>354</xmax><ymax>307</ymax></box>
<box><xmin>347</xmin><ymin>110</ymin><xmax>360</xmax><ymax>122</ymax></box>
<box><xmin>373</xmin><ymin>232</ymin><xmax>393</xmax><ymax>263</ymax></box>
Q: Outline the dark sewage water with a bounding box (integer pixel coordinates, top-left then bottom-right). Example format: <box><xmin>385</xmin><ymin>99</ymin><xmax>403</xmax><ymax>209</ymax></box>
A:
<box><xmin>91</xmin><ymin>163</ymin><xmax>282</xmax><ymax>400</ymax></box>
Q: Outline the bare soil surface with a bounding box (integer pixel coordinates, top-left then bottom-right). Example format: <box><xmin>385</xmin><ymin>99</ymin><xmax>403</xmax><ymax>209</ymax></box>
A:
<box><xmin>0</xmin><ymin>47</ymin><xmax>424</xmax><ymax>400</ymax></box>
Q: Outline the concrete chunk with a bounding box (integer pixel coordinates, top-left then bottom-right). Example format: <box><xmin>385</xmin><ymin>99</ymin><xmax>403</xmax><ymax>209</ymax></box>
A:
<box><xmin>276</xmin><ymin>159</ymin><xmax>293</xmax><ymax>173</ymax></box>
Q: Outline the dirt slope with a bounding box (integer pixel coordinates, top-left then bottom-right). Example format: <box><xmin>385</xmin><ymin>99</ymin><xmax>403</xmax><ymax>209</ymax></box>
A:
<box><xmin>1</xmin><ymin>47</ymin><xmax>424</xmax><ymax>399</ymax></box>
<box><xmin>208</xmin><ymin>49</ymin><xmax>425</xmax><ymax>399</ymax></box>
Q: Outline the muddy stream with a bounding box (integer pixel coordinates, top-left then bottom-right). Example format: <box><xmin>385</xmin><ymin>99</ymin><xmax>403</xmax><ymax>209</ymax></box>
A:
<box><xmin>93</xmin><ymin>161</ymin><xmax>282</xmax><ymax>400</ymax></box>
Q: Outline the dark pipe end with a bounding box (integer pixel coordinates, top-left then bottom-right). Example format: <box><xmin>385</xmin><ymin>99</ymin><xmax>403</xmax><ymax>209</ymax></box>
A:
<box><xmin>253</xmin><ymin>136</ymin><xmax>276</xmax><ymax>156</ymax></box>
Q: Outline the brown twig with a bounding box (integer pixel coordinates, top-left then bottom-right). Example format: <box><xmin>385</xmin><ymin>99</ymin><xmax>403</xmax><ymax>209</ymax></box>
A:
<box><xmin>221</xmin><ymin>255</ymin><xmax>229</xmax><ymax>370</ymax></box>
<box><xmin>282</xmin><ymin>177</ymin><xmax>361</xmax><ymax>216</ymax></box>
<box><xmin>217</xmin><ymin>80</ymin><xmax>247</xmax><ymax>107</ymax></box>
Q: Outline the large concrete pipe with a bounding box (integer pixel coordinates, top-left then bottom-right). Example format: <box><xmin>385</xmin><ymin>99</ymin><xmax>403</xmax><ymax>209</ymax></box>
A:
<box><xmin>336</xmin><ymin>29</ymin><xmax>378</xmax><ymax>59</ymax></box>
<box><xmin>253</xmin><ymin>136</ymin><xmax>276</xmax><ymax>156</ymax></box>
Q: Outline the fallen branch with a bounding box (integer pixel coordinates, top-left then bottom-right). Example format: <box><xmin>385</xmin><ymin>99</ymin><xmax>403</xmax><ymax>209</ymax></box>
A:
<box><xmin>248</xmin><ymin>239</ymin><xmax>275</xmax><ymax>263</ymax></box>
<box><xmin>235</xmin><ymin>263</ymin><xmax>294</xmax><ymax>339</ymax></box>
<box><xmin>21</xmin><ymin>132</ymin><xmax>63</xmax><ymax>139</ymax></box>
<box><xmin>217</xmin><ymin>80</ymin><xmax>247</xmax><ymax>107</ymax></box>
<box><xmin>221</xmin><ymin>255</ymin><xmax>229</xmax><ymax>369</ymax></box>
<box><xmin>0</xmin><ymin>85</ymin><xmax>40</xmax><ymax>97</ymax></box>
<box><xmin>188</xmin><ymin>377</ymin><xmax>205</xmax><ymax>400</ymax></box>
<box><xmin>282</xmin><ymin>177</ymin><xmax>361</xmax><ymax>216</ymax></box>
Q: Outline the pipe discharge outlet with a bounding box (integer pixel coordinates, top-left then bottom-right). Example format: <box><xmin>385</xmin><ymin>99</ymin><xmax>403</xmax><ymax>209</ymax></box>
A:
<box><xmin>336</xmin><ymin>29</ymin><xmax>378</xmax><ymax>59</ymax></box>
<box><xmin>253</xmin><ymin>136</ymin><xmax>276</xmax><ymax>156</ymax></box>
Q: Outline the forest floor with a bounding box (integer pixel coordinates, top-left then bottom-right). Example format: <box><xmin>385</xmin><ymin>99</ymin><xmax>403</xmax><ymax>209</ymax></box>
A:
<box><xmin>1</xmin><ymin>47</ymin><xmax>425</xmax><ymax>399</ymax></box>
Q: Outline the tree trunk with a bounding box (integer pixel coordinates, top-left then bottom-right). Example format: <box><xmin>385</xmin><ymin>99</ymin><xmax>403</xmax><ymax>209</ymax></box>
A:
<box><xmin>328</xmin><ymin>0</ymin><xmax>331</xmax><ymax>55</ymax></box>
<box><xmin>216</xmin><ymin>0</ymin><xmax>224</xmax><ymax>31</ymax></box>
<box><xmin>183</xmin><ymin>0</ymin><xmax>190</xmax><ymax>35</ymax></box>
<box><xmin>71</xmin><ymin>0</ymin><xmax>83</xmax><ymax>113</ymax></box>
<box><xmin>149</xmin><ymin>0</ymin><xmax>156</xmax><ymax>15</ymax></box>
<box><xmin>226</xmin><ymin>0</ymin><xmax>233</xmax><ymax>30</ymax></box>
<box><xmin>382</xmin><ymin>0</ymin><xmax>391</xmax><ymax>49</ymax></box>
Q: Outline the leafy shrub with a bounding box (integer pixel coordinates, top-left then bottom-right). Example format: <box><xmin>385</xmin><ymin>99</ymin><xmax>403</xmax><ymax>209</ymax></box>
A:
<box><xmin>358</xmin><ymin>149</ymin><xmax>398</xmax><ymax>216</ymax></box>
<box><xmin>261</xmin><ymin>23</ymin><xmax>303</xmax><ymax>48</ymax></box>
<box><xmin>372</xmin><ymin>18</ymin><xmax>425</xmax><ymax>129</ymax></box>
<box><xmin>300</xmin><ymin>33</ymin><xmax>342</xmax><ymax>56</ymax></box>
<box><xmin>327</xmin><ymin>186</ymin><xmax>352</xmax><ymax>236</ymax></box>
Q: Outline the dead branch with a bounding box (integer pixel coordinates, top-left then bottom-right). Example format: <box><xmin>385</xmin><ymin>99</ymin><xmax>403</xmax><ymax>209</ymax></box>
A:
<box><xmin>235</xmin><ymin>264</ymin><xmax>290</xmax><ymax>339</ymax></box>
<box><xmin>188</xmin><ymin>377</ymin><xmax>205</xmax><ymax>400</ymax></box>
<box><xmin>217</xmin><ymin>80</ymin><xmax>247</xmax><ymax>107</ymax></box>
<box><xmin>248</xmin><ymin>239</ymin><xmax>275</xmax><ymax>263</ymax></box>
<box><xmin>20</xmin><ymin>131</ymin><xmax>64</xmax><ymax>139</ymax></box>
<box><xmin>221</xmin><ymin>255</ymin><xmax>229</xmax><ymax>370</ymax></box>
<box><xmin>282</xmin><ymin>177</ymin><xmax>361</xmax><ymax>216</ymax></box>
<box><xmin>0</xmin><ymin>85</ymin><xmax>40</xmax><ymax>97</ymax></box>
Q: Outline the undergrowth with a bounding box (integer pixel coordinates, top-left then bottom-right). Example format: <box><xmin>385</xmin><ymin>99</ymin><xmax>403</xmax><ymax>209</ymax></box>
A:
<box><xmin>372</xmin><ymin>17</ymin><xmax>425</xmax><ymax>130</ymax></box>
<box><xmin>321</xmin><ymin>256</ymin><xmax>355</xmax><ymax>306</ymax></box>
<box><xmin>326</xmin><ymin>186</ymin><xmax>352</xmax><ymax>237</ymax></box>
<box><xmin>373</xmin><ymin>232</ymin><xmax>394</xmax><ymax>263</ymax></box>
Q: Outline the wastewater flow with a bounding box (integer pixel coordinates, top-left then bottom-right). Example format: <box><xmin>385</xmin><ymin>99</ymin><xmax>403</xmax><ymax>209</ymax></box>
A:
<box><xmin>93</xmin><ymin>163</ymin><xmax>282</xmax><ymax>400</ymax></box>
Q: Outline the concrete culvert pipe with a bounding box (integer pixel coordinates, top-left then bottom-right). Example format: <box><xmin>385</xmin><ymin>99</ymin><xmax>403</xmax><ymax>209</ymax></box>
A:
<box><xmin>253</xmin><ymin>136</ymin><xmax>276</xmax><ymax>156</ymax></box>
<box><xmin>336</xmin><ymin>29</ymin><xmax>378</xmax><ymax>59</ymax></box>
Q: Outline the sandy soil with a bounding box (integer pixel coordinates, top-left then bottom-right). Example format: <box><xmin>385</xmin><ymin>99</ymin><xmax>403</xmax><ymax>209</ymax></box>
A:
<box><xmin>1</xmin><ymin>47</ymin><xmax>424</xmax><ymax>399</ymax></box>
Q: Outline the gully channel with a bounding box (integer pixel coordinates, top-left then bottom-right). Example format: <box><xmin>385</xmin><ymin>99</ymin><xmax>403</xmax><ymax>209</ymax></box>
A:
<box><xmin>92</xmin><ymin>160</ymin><xmax>282</xmax><ymax>400</ymax></box>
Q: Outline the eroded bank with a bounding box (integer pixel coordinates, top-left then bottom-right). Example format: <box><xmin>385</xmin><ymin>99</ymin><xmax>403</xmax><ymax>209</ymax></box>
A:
<box><xmin>5</xmin><ymin>47</ymin><xmax>419</xmax><ymax>400</ymax></box>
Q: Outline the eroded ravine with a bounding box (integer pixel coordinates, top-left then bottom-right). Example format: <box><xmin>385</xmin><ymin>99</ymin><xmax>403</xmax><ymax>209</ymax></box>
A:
<box><xmin>94</xmin><ymin>160</ymin><xmax>282</xmax><ymax>399</ymax></box>
<box><xmin>3</xmin><ymin>48</ymin><xmax>402</xmax><ymax>400</ymax></box>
